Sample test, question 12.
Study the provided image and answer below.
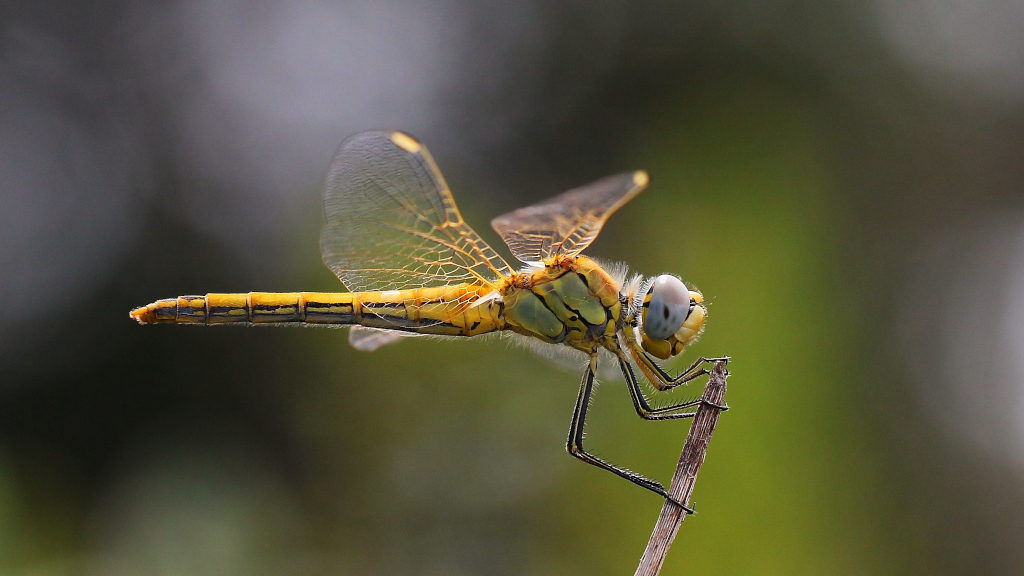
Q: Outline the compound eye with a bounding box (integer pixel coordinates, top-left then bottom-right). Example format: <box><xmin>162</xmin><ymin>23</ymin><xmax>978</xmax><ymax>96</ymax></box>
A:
<box><xmin>643</xmin><ymin>275</ymin><xmax>691</xmax><ymax>341</ymax></box>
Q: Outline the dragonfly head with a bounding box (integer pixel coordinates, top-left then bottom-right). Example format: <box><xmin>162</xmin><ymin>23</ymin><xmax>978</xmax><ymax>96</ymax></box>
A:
<box><xmin>640</xmin><ymin>274</ymin><xmax>706</xmax><ymax>360</ymax></box>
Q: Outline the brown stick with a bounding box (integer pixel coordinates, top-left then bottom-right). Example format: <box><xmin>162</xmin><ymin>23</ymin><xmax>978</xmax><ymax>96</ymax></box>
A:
<box><xmin>634</xmin><ymin>360</ymin><xmax>729</xmax><ymax>576</ymax></box>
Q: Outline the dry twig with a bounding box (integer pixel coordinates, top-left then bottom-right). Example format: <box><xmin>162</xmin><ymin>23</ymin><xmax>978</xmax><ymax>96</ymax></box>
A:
<box><xmin>634</xmin><ymin>360</ymin><xmax>729</xmax><ymax>576</ymax></box>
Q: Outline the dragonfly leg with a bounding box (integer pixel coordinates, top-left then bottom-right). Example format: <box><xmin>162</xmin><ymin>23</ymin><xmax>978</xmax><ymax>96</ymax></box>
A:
<box><xmin>618</xmin><ymin>357</ymin><xmax>707</xmax><ymax>420</ymax></box>
<box><xmin>567</xmin><ymin>355</ymin><xmax>693</xmax><ymax>513</ymax></box>
<box><xmin>632</xmin><ymin>346</ymin><xmax>730</xmax><ymax>392</ymax></box>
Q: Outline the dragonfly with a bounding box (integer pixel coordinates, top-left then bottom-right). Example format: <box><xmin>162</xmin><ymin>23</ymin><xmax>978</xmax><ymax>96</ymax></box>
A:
<box><xmin>131</xmin><ymin>130</ymin><xmax>726</xmax><ymax>509</ymax></box>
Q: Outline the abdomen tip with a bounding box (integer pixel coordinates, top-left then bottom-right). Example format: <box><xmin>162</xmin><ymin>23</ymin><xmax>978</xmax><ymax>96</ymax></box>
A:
<box><xmin>130</xmin><ymin>305</ymin><xmax>154</xmax><ymax>324</ymax></box>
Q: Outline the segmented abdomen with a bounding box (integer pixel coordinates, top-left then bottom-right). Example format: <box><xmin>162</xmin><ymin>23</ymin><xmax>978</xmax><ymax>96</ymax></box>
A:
<box><xmin>130</xmin><ymin>286</ymin><xmax>503</xmax><ymax>337</ymax></box>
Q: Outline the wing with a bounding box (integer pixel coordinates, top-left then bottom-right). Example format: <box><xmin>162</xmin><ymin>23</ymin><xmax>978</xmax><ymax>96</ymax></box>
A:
<box><xmin>490</xmin><ymin>171</ymin><xmax>648</xmax><ymax>264</ymax></box>
<box><xmin>348</xmin><ymin>326</ymin><xmax>411</xmax><ymax>351</ymax></box>
<box><xmin>322</xmin><ymin>131</ymin><xmax>514</xmax><ymax>294</ymax></box>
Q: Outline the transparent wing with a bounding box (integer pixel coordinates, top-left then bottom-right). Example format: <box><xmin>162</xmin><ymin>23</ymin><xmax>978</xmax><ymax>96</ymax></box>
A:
<box><xmin>505</xmin><ymin>332</ymin><xmax>624</xmax><ymax>381</ymax></box>
<box><xmin>490</xmin><ymin>171</ymin><xmax>648</xmax><ymax>264</ymax></box>
<box><xmin>348</xmin><ymin>326</ymin><xmax>411</xmax><ymax>351</ymax></box>
<box><xmin>322</xmin><ymin>131</ymin><xmax>514</xmax><ymax>294</ymax></box>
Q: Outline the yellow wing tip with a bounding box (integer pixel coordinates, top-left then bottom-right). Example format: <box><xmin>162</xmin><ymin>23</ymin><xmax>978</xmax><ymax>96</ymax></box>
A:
<box><xmin>633</xmin><ymin>170</ymin><xmax>650</xmax><ymax>187</ymax></box>
<box><xmin>390</xmin><ymin>132</ymin><xmax>422</xmax><ymax>153</ymax></box>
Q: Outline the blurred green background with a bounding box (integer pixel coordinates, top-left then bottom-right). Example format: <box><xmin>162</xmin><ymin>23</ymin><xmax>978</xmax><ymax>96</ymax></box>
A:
<box><xmin>2</xmin><ymin>2</ymin><xmax>1024</xmax><ymax>575</ymax></box>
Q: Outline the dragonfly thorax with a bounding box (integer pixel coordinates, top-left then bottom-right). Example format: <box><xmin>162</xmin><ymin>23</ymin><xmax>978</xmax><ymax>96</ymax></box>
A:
<box><xmin>500</xmin><ymin>257</ymin><xmax>622</xmax><ymax>353</ymax></box>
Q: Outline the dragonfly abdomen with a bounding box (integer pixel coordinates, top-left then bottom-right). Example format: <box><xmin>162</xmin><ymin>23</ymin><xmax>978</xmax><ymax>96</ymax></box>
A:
<box><xmin>130</xmin><ymin>287</ymin><xmax>503</xmax><ymax>337</ymax></box>
<box><xmin>130</xmin><ymin>293</ymin><xmax>346</xmax><ymax>325</ymax></box>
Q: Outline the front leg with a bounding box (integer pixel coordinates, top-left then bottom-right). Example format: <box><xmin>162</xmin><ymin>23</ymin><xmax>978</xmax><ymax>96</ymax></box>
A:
<box><xmin>618</xmin><ymin>355</ymin><xmax>706</xmax><ymax>420</ymax></box>
<box><xmin>629</xmin><ymin>342</ymin><xmax>729</xmax><ymax>392</ymax></box>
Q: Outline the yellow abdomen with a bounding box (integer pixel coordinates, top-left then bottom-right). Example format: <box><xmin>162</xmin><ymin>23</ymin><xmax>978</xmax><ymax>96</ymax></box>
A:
<box><xmin>130</xmin><ymin>285</ymin><xmax>504</xmax><ymax>337</ymax></box>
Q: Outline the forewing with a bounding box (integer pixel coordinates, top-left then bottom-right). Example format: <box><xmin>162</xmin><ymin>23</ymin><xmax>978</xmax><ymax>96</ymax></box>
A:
<box><xmin>321</xmin><ymin>131</ymin><xmax>513</xmax><ymax>294</ymax></box>
<box><xmin>504</xmin><ymin>332</ymin><xmax>624</xmax><ymax>381</ymax></box>
<box><xmin>490</xmin><ymin>171</ymin><xmax>648</xmax><ymax>264</ymax></box>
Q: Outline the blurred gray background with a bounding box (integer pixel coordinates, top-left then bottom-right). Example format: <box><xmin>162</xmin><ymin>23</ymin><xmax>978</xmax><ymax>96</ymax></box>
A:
<box><xmin>2</xmin><ymin>1</ymin><xmax>1024</xmax><ymax>574</ymax></box>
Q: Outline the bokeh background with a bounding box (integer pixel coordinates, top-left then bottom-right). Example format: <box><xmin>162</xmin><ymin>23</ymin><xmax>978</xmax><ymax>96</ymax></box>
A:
<box><xmin>2</xmin><ymin>1</ymin><xmax>1024</xmax><ymax>574</ymax></box>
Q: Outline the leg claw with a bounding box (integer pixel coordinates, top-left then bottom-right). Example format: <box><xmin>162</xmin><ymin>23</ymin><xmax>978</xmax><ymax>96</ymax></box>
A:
<box><xmin>657</xmin><ymin>487</ymin><xmax>694</xmax><ymax>514</ymax></box>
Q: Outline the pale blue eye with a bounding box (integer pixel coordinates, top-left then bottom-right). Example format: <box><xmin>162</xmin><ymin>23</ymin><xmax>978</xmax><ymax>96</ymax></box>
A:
<box><xmin>644</xmin><ymin>275</ymin><xmax>690</xmax><ymax>340</ymax></box>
